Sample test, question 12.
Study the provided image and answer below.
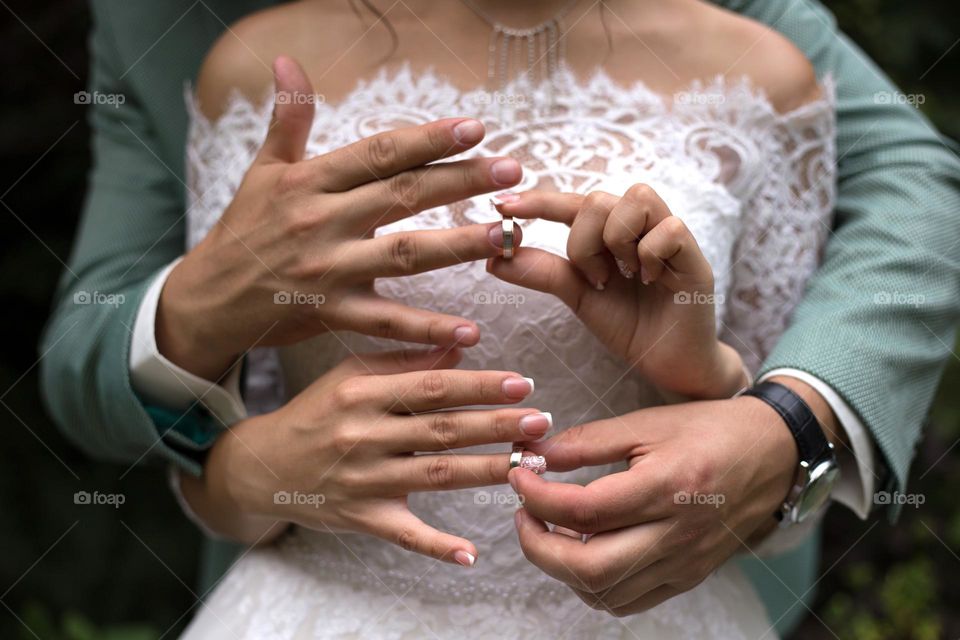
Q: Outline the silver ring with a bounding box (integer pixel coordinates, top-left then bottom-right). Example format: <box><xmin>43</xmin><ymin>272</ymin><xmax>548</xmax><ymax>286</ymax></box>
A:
<box><xmin>509</xmin><ymin>446</ymin><xmax>523</xmax><ymax>469</ymax></box>
<box><xmin>501</xmin><ymin>216</ymin><xmax>515</xmax><ymax>259</ymax></box>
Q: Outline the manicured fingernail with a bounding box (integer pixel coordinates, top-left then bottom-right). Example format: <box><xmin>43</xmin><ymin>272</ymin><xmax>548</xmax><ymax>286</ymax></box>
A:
<box><xmin>488</xmin><ymin>224</ymin><xmax>504</xmax><ymax>248</ymax></box>
<box><xmin>639</xmin><ymin>265</ymin><xmax>650</xmax><ymax>285</ymax></box>
<box><xmin>502</xmin><ymin>376</ymin><xmax>535</xmax><ymax>397</ymax></box>
<box><xmin>454</xmin><ymin>550</ymin><xmax>476</xmax><ymax>567</ymax></box>
<box><xmin>519</xmin><ymin>412</ymin><xmax>552</xmax><ymax>437</ymax></box>
<box><xmin>453</xmin><ymin>119</ymin><xmax>484</xmax><ymax>144</ymax></box>
<box><xmin>490</xmin><ymin>158</ymin><xmax>522</xmax><ymax>186</ymax></box>
<box><xmin>491</xmin><ymin>192</ymin><xmax>520</xmax><ymax>206</ymax></box>
<box><xmin>514</xmin><ymin>509</ymin><xmax>523</xmax><ymax>528</ymax></box>
<box><xmin>453</xmin><ymin>326</ymin><xmax>476</xmax><ymax>344</ymax></box>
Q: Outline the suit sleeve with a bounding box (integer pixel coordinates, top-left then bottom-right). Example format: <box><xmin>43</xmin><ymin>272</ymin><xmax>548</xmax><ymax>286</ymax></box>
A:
<box><xmin>39</xmin><ymin>5</ymin><xmax>214</xmax><ymax>475</ymax></box>
<box><xmin>730</xmin><ymin>0</ymin><xmax>960</xmax><ymax>514</ymax></box>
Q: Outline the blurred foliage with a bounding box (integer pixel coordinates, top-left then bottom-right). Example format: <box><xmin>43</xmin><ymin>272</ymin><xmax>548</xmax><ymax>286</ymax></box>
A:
<box><xmin>0</xmin><ymin>1</ymin><xmax>958</xmax><ymax>639</ymax></box>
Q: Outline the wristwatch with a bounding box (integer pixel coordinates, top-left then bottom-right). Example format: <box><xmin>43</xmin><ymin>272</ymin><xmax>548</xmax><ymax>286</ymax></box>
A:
<box><xmin>742</xmin><ymin>381</ymin><xmax>840</xmax><ymax>526</ymax></box>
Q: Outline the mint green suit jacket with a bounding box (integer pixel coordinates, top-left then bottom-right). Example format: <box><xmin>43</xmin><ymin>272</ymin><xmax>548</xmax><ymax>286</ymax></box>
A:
<box><xmin>41</xmin><ymin>0</ymin><xmax>960</xmax><ymax>635</ymax></box>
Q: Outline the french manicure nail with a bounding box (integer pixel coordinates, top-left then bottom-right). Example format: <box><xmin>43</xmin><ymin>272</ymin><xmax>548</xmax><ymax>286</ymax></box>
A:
<box><xmin>453</xmin><ymin>119</ymin><xmax>484</xmax><ymax>144</ymax></box>
<box><xmin>491</xmin><ymin>192</ymin><xmax>521</xmax><ymax>207</ymax></box>
<box><xmin>639</xmin><ymin>265</ymin><xmax>650</xmax><ymax>285</ymax></box>
<box><xmin>454</xmin><ymin>550</ymin><xmax>476</xmax><ymax>567</ymax></box>
<box><xmin>490</xmin><ymin>158</ymin><xmax>522</xmax><ymax>186</ymax></box>
<box><xmin>519</xmin><ymin>412</ymin><xmax>552</xmax><ymax>437</ymax></box>
<box><xmin>453</xmin><ymin>326</ymin><xmax>475</xmax><ymax>344</ymax></box>
<box><xmin>502</xmin><ymin>376</ymin><xmax>534</xmax><ymax>397</ymax></box>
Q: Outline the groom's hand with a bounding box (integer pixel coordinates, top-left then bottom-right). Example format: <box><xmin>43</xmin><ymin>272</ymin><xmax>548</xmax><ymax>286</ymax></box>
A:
<box><xmin>508</xmin><ymin>380</ymin><xmax>842</xmax><ymax>616</ymax></box>
<box><xmin>157</xmin><ymin>56</ymin><xmax>522</xmax><ymax>380</ymax></box>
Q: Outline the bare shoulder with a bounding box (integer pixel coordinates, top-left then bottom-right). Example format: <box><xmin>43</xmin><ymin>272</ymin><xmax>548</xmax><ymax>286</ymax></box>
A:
<box><xmin>704</xmin><ymin>4</ymin><xmax>822</xmax><ymax>112</ymax></box>
<box><xmin>195</xmin><ymin>2</ymin><xmax>362</xmax><ymax>120</ymax></box>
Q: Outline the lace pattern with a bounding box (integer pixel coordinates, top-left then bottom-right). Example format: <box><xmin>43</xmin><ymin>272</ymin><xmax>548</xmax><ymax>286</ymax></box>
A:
<box><xmin>181</xmin><ymin>66</ymin><xmax>835</xmax><ymax>639</ymax></box>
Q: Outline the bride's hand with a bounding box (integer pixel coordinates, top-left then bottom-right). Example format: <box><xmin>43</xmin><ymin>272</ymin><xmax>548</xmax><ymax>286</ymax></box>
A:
<box><xmin>180</xmin><ymin>347</ymin><xmax>550</xmax><ymax>566</ymax></box>
<box><xmin>490</xmin><ymin>187</ymin><xmax>746</xmax><ymax>399</ymax></box>
<box><xmin>157</xmin><ymin>56</ymin><xmax>523</xmax><ymax>380</ymax></box>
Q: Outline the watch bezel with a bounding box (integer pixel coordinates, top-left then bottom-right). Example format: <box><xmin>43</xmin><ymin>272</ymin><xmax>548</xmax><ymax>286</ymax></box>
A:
<box><xmin>783</xmin><ymin>447</ymin><xmax>840</xmax><ymax>524</ymax></box>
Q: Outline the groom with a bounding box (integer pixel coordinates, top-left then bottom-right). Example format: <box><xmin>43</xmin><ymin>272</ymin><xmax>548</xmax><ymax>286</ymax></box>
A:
<box><xmin>41</xmin><ymin>0</ymin><xmax>960</xmax><ymax>636</ymax></box>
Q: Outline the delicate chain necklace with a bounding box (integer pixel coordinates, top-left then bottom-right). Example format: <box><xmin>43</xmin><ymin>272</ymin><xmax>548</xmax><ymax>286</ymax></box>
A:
<box><xmin>459</xmin><ymin>0</ymin><xmax>579</xmax><ymax>91</ymax></box>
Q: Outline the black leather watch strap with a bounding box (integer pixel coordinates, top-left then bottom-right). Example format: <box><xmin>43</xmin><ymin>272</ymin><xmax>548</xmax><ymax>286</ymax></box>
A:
<box><xmin>742</xmin><ymin>381</ymin><xmax>830</xmax><ymax>464</ymax></box>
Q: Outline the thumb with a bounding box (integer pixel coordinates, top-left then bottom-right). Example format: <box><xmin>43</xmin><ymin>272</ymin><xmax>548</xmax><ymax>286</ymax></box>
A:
<box><xmin>257</xmin><ymin>56</ymin><xmax>316</xmax><ymax>164</ymax></box>
<box><xmin>486</xmin><ymin>247</ymin><xmax>591</xmax><ymax>311</ymax></box>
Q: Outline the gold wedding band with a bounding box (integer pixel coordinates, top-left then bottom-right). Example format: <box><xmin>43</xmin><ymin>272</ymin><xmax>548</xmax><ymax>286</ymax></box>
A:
<box><xmin>501</xmin><ymin>216</ymin><xmax>515</xmax><ymax>259</ymax></box>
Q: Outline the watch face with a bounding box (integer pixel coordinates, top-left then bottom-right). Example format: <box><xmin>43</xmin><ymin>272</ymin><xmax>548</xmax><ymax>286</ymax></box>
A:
<box><xmin>795</xmin><ymin>461</ymin><xmax>840</xmax><ymax>522</ymax></box>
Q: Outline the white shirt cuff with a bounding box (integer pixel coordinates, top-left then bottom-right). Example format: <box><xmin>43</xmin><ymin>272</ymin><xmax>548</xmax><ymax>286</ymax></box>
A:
<box><xmin>760</xmin><ymin>368</ymin><xmax>879</xmax><ymax>519</ymax></box>
<box><xmin>129</xmin><ymin>259</ymin><xmax>248</xmax><ymax>427</ymax></box>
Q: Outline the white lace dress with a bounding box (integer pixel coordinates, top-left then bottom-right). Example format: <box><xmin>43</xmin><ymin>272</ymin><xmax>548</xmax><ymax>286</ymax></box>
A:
<box><xmin>180</xmin><ymin>67</ymin><xmax>835</xmax><ymax>640</ymax></box>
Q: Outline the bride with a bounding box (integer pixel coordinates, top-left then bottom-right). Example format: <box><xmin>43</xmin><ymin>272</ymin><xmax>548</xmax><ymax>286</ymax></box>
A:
<box><xmin>176</xmin><ymin>0</ymin><xmax>834</xmax><ymax>637</ymax></box>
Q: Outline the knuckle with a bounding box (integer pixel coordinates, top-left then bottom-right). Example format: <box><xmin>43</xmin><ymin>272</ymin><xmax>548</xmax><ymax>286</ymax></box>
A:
<box><xmin>331</xmin><ymin>425</ymin><xmax>361</xmax><ymax>456</ymax></box>
<box><xmin>387</xmin><ymin>232</ymin><xmax>419</xmax><ymax>273</ymax></box>
<box><xmin>395</xmin><ymin>527</ymin><xmax>418</xmax><ymax>552</ymax></box>
<box><xmin>425</xmin><ymin>456</ymin><xmax>457</xmax><ymax>489</ymax></box>
<box><xmin>387</xmin><ymin>170</ymin><xmax>423</xmax><ymax>212</ymax></box>
<box><xmin>367</xmin><ymin>133</ymin><xmax>400</xmax><ymax>175</ymax></box>
<box><xmin>332</xmin><ymin>378</ymin><xmax>367</xmax><ymax>409</ymax></box>
<box><xmin>577</xmin><ymin>560</ymin><xmax>611</xmax><ymax>593</ymax></box>
<box><xmin>277</xmin><ymin>164</ymin><xmax>312</xmax><ymax>194</ymax></box>
<box><xmin>425</xmin><ymin>123</ymin><xmax>449</xmax><ymax>152</ymax></box>
<box><xmin>492</xmin><ymin>412</ymin><xmax>514</xmax><ymax>442</ymax></box>
<box><xmin>428</xmin><ymin>412</ymin><xmax>462</xmax><ymax>449</ymax></box>
<box><xmin>660</xmin><ymin>215</ymin><xmax>687</xmax><ymax>237</ymax></box>
<box><xmin>582</xmin><ymin>191</ymin><xmax>608</xmax><ymax>212</ymax></box>
<box><xmin>625</xmin><ymin>182</ymin><xmax>656</xmax><ymax>204</ymax></box>
<box><xmin>374</xmin><ymin>315</ymin><xmax>400</xmax><ymax>340</ymax></box>
<box><xmin>418</xmin><ymin>371</ymin><xmax>450</xmax><ymax>403</ymax></box>
<box><xmin>570</xmin><ymin>497</ymin><xmax>602</xmax><ymax>534</ymax></box>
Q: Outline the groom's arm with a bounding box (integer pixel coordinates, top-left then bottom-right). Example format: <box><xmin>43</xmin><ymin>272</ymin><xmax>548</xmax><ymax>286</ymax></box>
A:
<box><xmin>39</xmin><ymin>4</ymin><xmax>214</xmax><ymax>473</ymax></box>
<box><xmin>728</xmin><ymin>0</ymin><xmax>960</xmax><ymax>513</ymax></box>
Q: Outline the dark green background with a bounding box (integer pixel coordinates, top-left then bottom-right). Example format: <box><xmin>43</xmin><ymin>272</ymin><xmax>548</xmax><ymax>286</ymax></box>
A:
<box><xmin>0</xmin><ymin>1</ymin><xmax>957</xmax><ymax>638</ymax></box>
